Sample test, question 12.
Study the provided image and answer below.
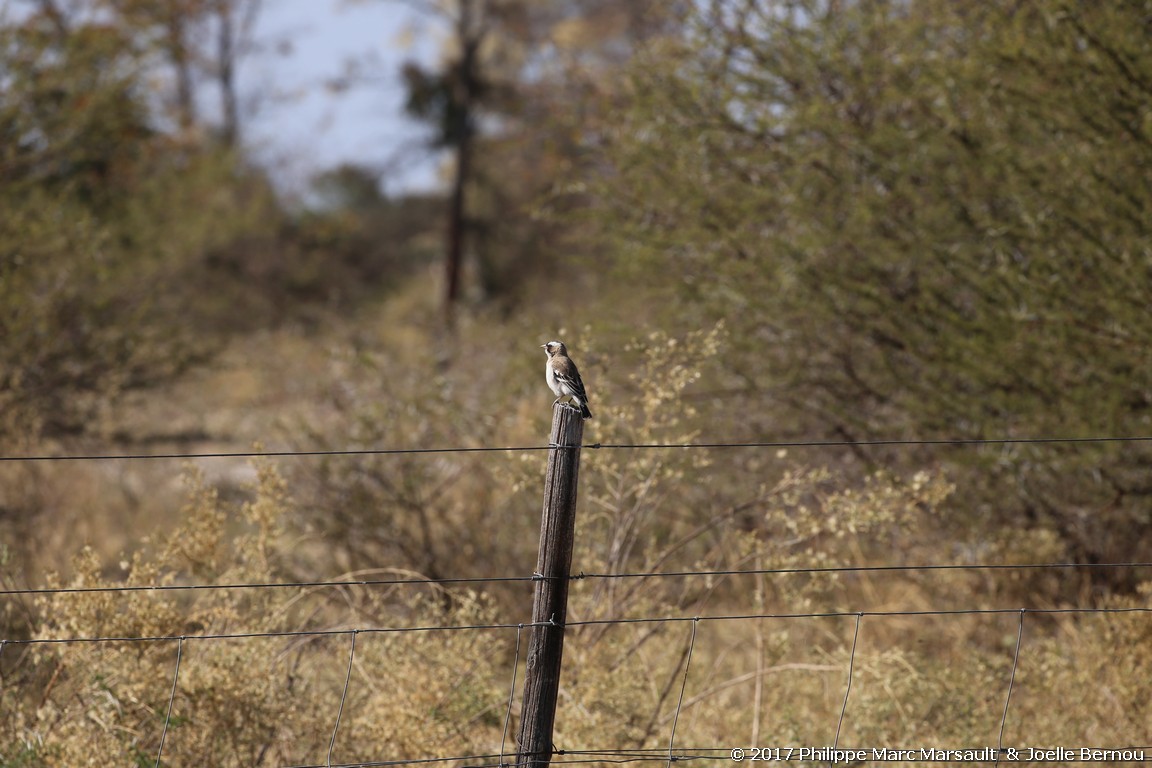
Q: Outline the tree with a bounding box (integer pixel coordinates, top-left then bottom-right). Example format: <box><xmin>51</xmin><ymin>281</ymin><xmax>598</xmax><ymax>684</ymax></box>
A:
<box><xmin>399</xmin><ymin>0</ymin><xmax>495</xmax><ymax>320</ymax></box>
<box><xmin>101</xmin><ymin>0</ymin><xmax>262</xmax><ymax>145</ymax></box>
<box><xmin>0</xmin><ymin>2</ymin><xmax>277</xmax><ymax>440</ymax></box>
<box><xmin>211</xmin><ymin>0</ymin><xmax>261</xmax><ymax>146</ymax></box>
<box><xmin>594</xmin><ymin>0</ymin><xmax>1152</xmax><ymax>581</ymax></box>
<box><xmin>396</xmin><ymin>0</ymin><xmax>680</xmax><ymax>317</ymax></box>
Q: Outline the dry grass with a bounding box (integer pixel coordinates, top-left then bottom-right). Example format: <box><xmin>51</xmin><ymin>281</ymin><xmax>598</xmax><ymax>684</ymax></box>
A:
<box><xmin>2</xmin><ymin>278</ymin><xmax>1150</xmax><ymax>765</ymax></box>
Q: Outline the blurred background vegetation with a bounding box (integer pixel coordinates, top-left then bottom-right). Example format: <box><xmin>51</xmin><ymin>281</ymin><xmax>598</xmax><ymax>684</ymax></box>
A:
<box><xmin>1</xmin><ymin>0</ymin><xmax>1150</xmax><ymax>763</ymax></box>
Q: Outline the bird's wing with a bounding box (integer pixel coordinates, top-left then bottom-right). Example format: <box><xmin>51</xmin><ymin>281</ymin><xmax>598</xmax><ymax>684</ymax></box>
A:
<box><xmin>553</xmin><ymin>358</ymin><xmax>589</xmax><ymax>402</ymax></box>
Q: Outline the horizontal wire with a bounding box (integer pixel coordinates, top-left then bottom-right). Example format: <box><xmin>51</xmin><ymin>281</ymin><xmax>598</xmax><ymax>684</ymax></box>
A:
<box><xmin>563</xmin><ymin>605</ymin><xmax>1152</xmax><ymax>630</ymax></box>
<box><xmin>280</xmin><ymin>756</ymin><xmax>690</xmax><ymax>768</ymax></box>
<box><xmin>2</xmin><ymin>434</ymin><xmax>1151</xmax><ymax>463</ymax></box>
<box><xmin>4</xmin><ymin>621</ymin><xmax>539</xmax><ymax>647</ymax></box>
<box><xmin>0</xmin><ymin>573</ymin><xmax>538</xmax><ymax>597</ymax></box>
<box><xmin>7</xmin><ymin>605</ymin><xmax>1149</xmax><ymax>647</ymax></box>
<box><xmin>557</xmin><ymin>749</ymin><xmax>733</xmax><ymax>756</ymax></box>
<box><xmin>272</xmin><ymin>743</ymin><xmax>1152</xmax><ymax>768</ymax></box>
<box><xmin>281</xmin><ymin>752</ymin><xmax>510</xmax><ymax>768</ymax></box>
<box><xmin>0</xmin><ymin>445</ymin><xmax>546</xmax><ymax>463</ymax></box>
<box><xmin>544</xmin><ymin>747</ymin><xmax>1152</xmax><ymax>765</ymax></box>
<box><xmin>550</xmin><ymin>750</ymin><xmax>747</xmax><ymax>765</ymax></box>
<box><xmin>576</xmin><ymin>560</ymin><xmax>1152</xmax><ymax>581</ymax></box>
<box><xmin>7</xmin><ymin>561</ymin><xmax>1150</xmax><ymax>598</ymax></box>
<box><xmin>601</xmin><ymin>435</ymin><xmax>1152</xmax><ymax>450</ymax></box>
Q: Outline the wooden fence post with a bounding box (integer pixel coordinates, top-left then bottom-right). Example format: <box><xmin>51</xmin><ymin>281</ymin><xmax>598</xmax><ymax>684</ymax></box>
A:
<box><xmin>517</xmin><ymin>403</ymin><xmax>585</xmax><ymax>767</ymax></box>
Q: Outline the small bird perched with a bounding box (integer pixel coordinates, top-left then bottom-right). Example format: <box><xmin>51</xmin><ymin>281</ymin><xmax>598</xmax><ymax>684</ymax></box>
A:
<box><xmin>542</xmin><ymin>341</ymin><xmax>592</xmax><ymax>419</ymax></box>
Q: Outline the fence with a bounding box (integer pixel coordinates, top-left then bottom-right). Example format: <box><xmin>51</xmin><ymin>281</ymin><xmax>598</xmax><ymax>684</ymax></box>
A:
<box><xmin>5</xmin><ymin>595</ymin><xmax>1152</xmax><ymax>766</ymax></box>
<box><xmin>3</xmin><ymin>418</ymin><xmax>1152</xmax><ymax>765</ymax></box>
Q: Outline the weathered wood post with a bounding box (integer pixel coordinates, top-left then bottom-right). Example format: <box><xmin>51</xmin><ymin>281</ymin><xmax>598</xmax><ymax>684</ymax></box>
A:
<box><xmin>517</xmin><ymin>403</ymin><xmax>585</xmax><ymax>767</ymax></box>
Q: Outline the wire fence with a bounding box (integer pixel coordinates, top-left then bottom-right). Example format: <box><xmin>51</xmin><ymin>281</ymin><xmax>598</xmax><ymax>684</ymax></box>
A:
<box><xmin>5</xmin><ymin>560</ymin><xmax>1152</xmax><ymax>598</ymax></box>
<box><xmin>5</xmin><ymin>599</ymin><xmax>1152</xmax><ymax>766</ymax></box>
<box><xmin>1</xmin><ymin>432</ymin><xmax>1151</xmax><ymax>463</ymax></box>
<box><xmin>4</xmin><ymin>436</ymin><xmax>1152</xmax><ymax>765</ymax></box>
<box><xmin>8</xmin><ymin>604</ymin><xmax>1152</xmax><ymax>649</ymax></box>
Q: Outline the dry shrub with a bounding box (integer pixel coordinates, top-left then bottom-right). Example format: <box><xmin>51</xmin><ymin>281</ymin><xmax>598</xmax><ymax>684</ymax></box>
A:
<box><xmin>1009</xmin><ymin>587</ymin><xmax>1152</xmax><ymax>744</ymax></box>
<box><xmin>555</xmin><ymin>459</ymin><xmax>959</xmax><ymax>749</ymax></box>
<box><xmin>338</xmin><ymin>592</ymin><xmax>507</xmax><ymax>761</ymax></box>
<box><xmin>522</xmin><ymin>322</ymin><xmax>962</xmax><ymax>748</ymax></box>
<box><xmin>3</xmin><ymin>453</ymin><xmax>1149</xmax><ymax>763</ymax></box>
<box><xmin>287</xmin><ymin>319</ymin><xmax>538</xmax><ymax>589</ymax></box>
<box><xmin>3</xmin><ymin>464</ymin><xmax>313</xmax><ymax>766</ymax></box>
<box><xmin>0</xmin><ymin>463</ymin><xmax>510</xmax><ymax>766</ymax></box>
<box><xmin>3</xmin><ymin>324</ymin><xmax>1151</xmax><ymax>764</ymax></box>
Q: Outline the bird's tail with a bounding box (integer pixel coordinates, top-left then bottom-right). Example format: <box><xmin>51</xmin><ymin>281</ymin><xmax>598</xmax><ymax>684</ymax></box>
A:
<box><xmin>580</xmin><ymin>402</ymin><xmax>592</xmax><ymax>420</ymax></box>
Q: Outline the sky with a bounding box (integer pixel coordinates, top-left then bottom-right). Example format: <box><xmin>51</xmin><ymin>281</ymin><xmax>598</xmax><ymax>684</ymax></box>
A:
<box><xmin>242</xmin><ymin>0</ymin><xmax>446</xmax><ymax>196</ymax></box>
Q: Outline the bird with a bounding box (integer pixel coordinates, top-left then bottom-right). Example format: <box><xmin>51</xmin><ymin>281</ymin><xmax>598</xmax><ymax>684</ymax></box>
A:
<box><xmin>542</xmin><ymin>341</ymin><xmax>592</xmax><ymax>419</ymax></box>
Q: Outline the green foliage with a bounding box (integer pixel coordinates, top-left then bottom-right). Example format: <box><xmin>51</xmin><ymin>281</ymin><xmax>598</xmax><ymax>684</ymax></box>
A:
<box><xmin>593</xmin><ymin>0</ymin><xmax>1152</xmax><ymax>577</ymax></box>
<box><xmin>0</xmin><ymin>11</ymin><xmax>280</xmax><ymax>441</ymax></box>
<box><xmin>0</xmin><ymin>13</ymin><xmax>147</xmax><ymax>200</ymax></box>
<box><xmin>279</xmin><ymin>171</ymin><xmax>444</xmax><ymax>305</ymax></box>
<box><xmin>4</xmin><ymin>0</ymin><xmax>1152</xmax><ymax>759</ymax></box>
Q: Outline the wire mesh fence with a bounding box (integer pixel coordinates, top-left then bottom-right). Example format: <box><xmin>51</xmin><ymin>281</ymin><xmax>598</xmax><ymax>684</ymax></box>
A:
<box><xmin>3</xmin><ymin>436</ymin><xmax>1152</xmax><ymax>765</ymax></box>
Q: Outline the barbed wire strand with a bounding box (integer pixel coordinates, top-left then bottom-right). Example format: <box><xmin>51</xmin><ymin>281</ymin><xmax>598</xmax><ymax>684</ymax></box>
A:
<box><xmin>666</xmin><ymin>618</ymin><xmax>699</xmax><ymax>767</ymax></box>
<box><xmin>155</xmin><ymin>636</ymin><xmax>184</xmax><ymax>768</ymax></box>
<box><xmin>328</xmin><ymin>630</ymin><xmax>358</xmax><ymax>768</ymax></box>
<box><xmin>4</xmin><ymin>433</ymin><xmax>1152</xmax><ymax>464</ymax></box>
<box><xmin>833</xmin><ymin>613</ymin><xmax>862</xmax><ymax>750</ymax></box>
<box><xmin>8</xmin><ymin>605</ymin><xmax>1152</xmax><ymax>649</ymax></box>
<box><xmin>10</xmin><ymin>561</ymin><xmax>1152</xmax><ymax>600</ymax></box>
<box><xmin>500</xmin><ymin>624</ymin><xmax>525</xmax><ymax>768</ymax></box>
<box><xmin>996</xmin><ymin>609</ymin><xmax>1027</xmax><ymax>767</ymax></box>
